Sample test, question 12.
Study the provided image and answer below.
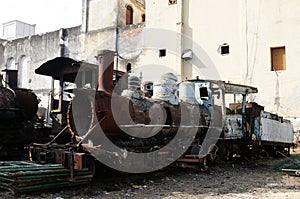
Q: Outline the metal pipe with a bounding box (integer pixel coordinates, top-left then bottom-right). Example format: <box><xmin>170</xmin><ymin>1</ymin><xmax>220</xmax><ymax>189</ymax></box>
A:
<box><xmin>242</xmin><ymin>94</ymin><xmax>247</xmax><ymax>136</ymax></box>
<box><xmin>58</xmin><ymin>75</ymin><xmax>64</xmax><ymax>112</ymax></box>
<box><xmin>77</xmin><ymin>116</ymin><xmax>106</xmax><ymax>146</ymax></box>
<box><xmin>51</xmin><ymin>78</ymin><xmax>55</xmax><ymax>110</ymax></box>
<box><xmin>234</xmin><ymin>93</ymin><xmax>237</xmax><ymax>114</ymax></box>
<box><xmin>48</xmin><ymin>126</ymin><xmax>68</xmax><ymax>145</ymax></box>
<box><xmin>97</xmin><ymin>50</ymin><xmax>115</xmax><ymax>93</ymax></box>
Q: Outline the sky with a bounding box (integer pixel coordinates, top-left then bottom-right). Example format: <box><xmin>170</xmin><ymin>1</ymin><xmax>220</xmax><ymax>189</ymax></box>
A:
<box><xmin>0</xmin><ymin>0</ymin><xmax>82</xmax><ymax>35</ymax></box>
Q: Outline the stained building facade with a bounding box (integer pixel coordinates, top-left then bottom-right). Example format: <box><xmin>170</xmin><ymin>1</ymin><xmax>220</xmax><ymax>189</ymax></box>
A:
<box><xmin>133</xmin><ymin>0</ymin><xmax>300</xmax><ymax>127</ymax></box>
<box><xmin>0</xmin><ymin>0</ymin><xmax>145</xmax><ymax>108</ymax></box>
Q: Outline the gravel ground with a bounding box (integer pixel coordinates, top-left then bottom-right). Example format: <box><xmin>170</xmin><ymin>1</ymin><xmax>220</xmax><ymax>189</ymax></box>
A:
<box><xmin>1</xmin><ymin>151</ymin><xmax>300</xmax><ymax>199</ymax></box>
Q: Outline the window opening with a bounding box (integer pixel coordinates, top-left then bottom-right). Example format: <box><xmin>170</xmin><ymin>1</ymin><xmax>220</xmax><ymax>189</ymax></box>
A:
<box><xmin>159</xmin><ymin>49</ymin><xmax>166</xmax><ymax>57</ymax></box>
<box><xmin>126</xmin><ymin>6</ymin><xmax>133</xmax><ymax>25</ymax></box>
<box><xmin>271</xmin><ymin>46</ymin><xmax>286</xmax><ymax>71</ymax></box>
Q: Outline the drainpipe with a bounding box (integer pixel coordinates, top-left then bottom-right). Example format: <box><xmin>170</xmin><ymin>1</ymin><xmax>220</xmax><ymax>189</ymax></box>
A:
<box><xmin>116</xmin><ymin>0</ymin><xmax>120</xmax><ymax>78</ymax></box>
<box><xmin>242</xmin><ymin>94</ymin><xmax>247</xmax><ymax>137</ymax></box>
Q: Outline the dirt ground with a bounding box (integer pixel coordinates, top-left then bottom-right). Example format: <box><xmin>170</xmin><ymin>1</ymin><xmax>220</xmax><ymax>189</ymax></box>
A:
<box><xmin>1</xmin><ymin>150</ymin><xmax>300</xmax><ymax>199</ymax></box>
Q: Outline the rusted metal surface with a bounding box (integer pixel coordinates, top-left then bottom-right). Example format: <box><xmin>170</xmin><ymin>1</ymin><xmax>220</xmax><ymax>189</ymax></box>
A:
<box><xmin>176</xmin><ymin>153</ymin><xmax>207</xmax><ymax>170</ymax></box>
<box><xmin>224</xmin><ymin>114</ymin><xmax>243</xmax><ymax>138</ymax></box>
<box><xmin>97</xmin><ymin>50</ymin><xmax>114</xmax><ymax>93</ymax></box>
<box><xmin>14</xmin><ymin>88</ymin><xmax>39</xmax><ymax>120</ymax></box>
<box><xmin>0</xmin><ymin>85</ymin><xmax>38</xmax><ymax>152</ymax></box>
<box><xmin>29</xmin><ymin>142</ymin><xmax>94</xmax><ymax>171</ymax></box>
<box><xmin>0</xmin><ymin>87</ymin><xmax>38</xmax><ymax>121</ymax></box>
<box><xmin>228</xmin><ymin>102</ymin><xmax>264</xmax><ymax>138</ymax></box>
<box><xmin>177</xmin><ymin>157</ymin><xmax>201</xmax><ymax>163</ymax></box>
<box><xmin>69</xmin><ymin>87</ymin><xmax>209</xmax><ymax>141</ymax></box>
<box><xmin>0</xmin><ymin>85</ymin><xmax>15</xmax><ymax>109</ymax></box>
<box><xmin>224</xmin><ymin>82</ymin><xmax>258</xmax><ymax>94</ymax></box>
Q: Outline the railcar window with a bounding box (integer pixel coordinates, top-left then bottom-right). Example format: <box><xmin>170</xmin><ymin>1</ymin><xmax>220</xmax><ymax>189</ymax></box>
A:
<box><xmin>199</xmin><ymin>87</ymin><xmax>208</xmax><ymax>100</ymax></box>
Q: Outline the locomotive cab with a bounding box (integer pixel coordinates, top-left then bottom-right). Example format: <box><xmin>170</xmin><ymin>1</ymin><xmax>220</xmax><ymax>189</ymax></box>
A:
<box><xmin>35</xmin><ymin>56</ymin><xmax>125</xmax><ymax>136</ymax></box>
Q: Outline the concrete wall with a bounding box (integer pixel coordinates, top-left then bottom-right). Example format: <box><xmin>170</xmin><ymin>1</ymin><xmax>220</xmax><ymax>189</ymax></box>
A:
<box><xmin>244</xmin><ymin>0</ymin><xmax>300</xmax><ymax>117</ymax></box>
<box><xmin>181</xmin><ymin>0</ymin><xmax>245</xmax><ymax>82</ymax></box>
<box><xmin>0</xmin><ymin>0</ymin><xmax>145</xmax><ymax>109</ymax></box>
<box><xmin>82</xmin><ymin>0</ymin><xmax>145</xmax><ymax>32</ymax></box>
<box><xmin>87</xmin><ymin>0</ymin><xmax>118</xmax><ymax>31</ymax></box>
<box><xmin>0</xmin><ymin>30</ymin><xmax>61</xmax><ymax>91</ymax></box>
<box><xmin>118</xmin><ymin>0</ymin><xmax>145</xmax><ymax>26</ymax></box>
<box><xmin>80</xmin><ymin>27</ymin><xmax>117</xmax><ymax>64</ymax></box>
<box><xmin>2</xmin><ymin>20</ymin><xmax>35</xmax><ymax>40</ymax></box>
<box><xmin>0</xmin><ymin>24</ymin><xmax>119</xmax><ymax>100</ymax></box>
<box><xmin>132</xmin><ymin>0</ymin><xmax>182</xmax><ymax>83</ymax></box>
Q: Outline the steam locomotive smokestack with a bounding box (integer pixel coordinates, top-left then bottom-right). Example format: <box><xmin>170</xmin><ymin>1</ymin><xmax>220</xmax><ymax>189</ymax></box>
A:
<box><xmin>97</xmin><ymin>50</ymin><xmax>115</xmax><ymax>93</ymax></box>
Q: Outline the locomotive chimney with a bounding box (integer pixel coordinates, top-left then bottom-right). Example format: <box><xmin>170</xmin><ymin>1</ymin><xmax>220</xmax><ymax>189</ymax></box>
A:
<box><xmin>97</xmin><ymin>50</ymin><xmax>115</xmax><ymax>93</ymax></box>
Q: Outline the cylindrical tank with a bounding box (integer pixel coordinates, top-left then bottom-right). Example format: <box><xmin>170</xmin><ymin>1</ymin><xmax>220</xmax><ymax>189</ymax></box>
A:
<box><xmin>67</xmin><ymin>50</ymin><xmax>210</xmax><ymax>146</ymax></box>
<box><xmin>97</xmin><ymin>50</ymin><xmax>114</xmax><ymax>93</ymax></box>
<box><xmin>161</xmin><ymin>73</ymin><xmax>178</xmax><ymax>92</ymax></box>
<box><xmin>68</xmin><ymin>89</ymin><xmax>211</xmax><ymax>148</ymax></box>
<box><xmin>153</xmin><ymin>83</ymin><xmax>169</xmax><ymax>98</ymax></box>
<box><xmin>121</xmin><ymin>76</ymin><xmax>144</xmax><ymax>99</ymax></box>
<box><xmin>128</xmin><ymin>76</ymin><xmax>140</xmax><ymax>90</ymax></box>
<box><xmin>0</xmin><ymin>86</ymin><xmax>16</xmax><ymax>109</ymax></box>
<box><xmin>0</xmin><ymin>86</ymin><xmax>36</xmax><ymax>148</ymax></box>
<box><xmin>179</xmin><ymin>81</ymin><xmax>197</xmax><ymax>105</ymax></box>
<box><xmin>14</xmin><ymin>88</ymin><xmax>39</xmax><ymax>120</ymax></box>
<box><xmin>152</xmin><ymin>73</ymin><xmax>179</xmax><ymax>105</ymax></box>
<box><xmin>67</xmin><ymin>89</ymin><xmax>135</xmax><ymax>139</ymax></box>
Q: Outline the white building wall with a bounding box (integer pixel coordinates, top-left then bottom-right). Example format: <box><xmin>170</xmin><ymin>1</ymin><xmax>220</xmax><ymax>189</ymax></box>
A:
<box><xmin>118</xmin><ymin>0</ymin><xmax>145</xmax><ymax>26</ymax></box>
<box><xmin>133</xmin><ymin>0</ymin><xmax>183</xmax><ymax>82</ymax></box>
<box><xmin>15</xmin><ymin>21</ymin><xmax>35</xmax><ymax>38</ymax></box>
<box><xmin>2</xmin><ymin>20</ymin><xmax>35</xmax><ymax>40</ymax></box>
<box><xmin>18</xmin><ymin>56</ymin><xmax>29</xmax><ymax>88</ymax></box>
<box><xmin>87</xmin><ymin>0</ymin><xmax>118</xmax><ymax>31</ymax></box>
<box><xmin>82</xmin><ymin>0</ymin><xmax>145</xmax><ymax>32</ymax></box>
<box><xmin>181</xmin><ymin>0</ymin><xmax>245</xmax><ymax>82</ymax></box>
<box><xmin>137</xmin><ymin>0</ymin><xmax>300</xmax><ymax>117</ymax></box>
<box><xmin>244</xmin><ymin>0</ymin><xmax>300</xmax><ymax>117</ymax></box>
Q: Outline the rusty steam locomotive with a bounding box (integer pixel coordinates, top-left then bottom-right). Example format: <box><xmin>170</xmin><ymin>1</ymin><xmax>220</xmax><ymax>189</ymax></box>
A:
<box><xmin>0</xmin><ymin>72</ymin><xmax>46</xmax><ymax>158</ymax></box>
<box><xmin>28</xmin><ymin>50</ymin><xmax>293</xmax><ymax>172</ymax></box>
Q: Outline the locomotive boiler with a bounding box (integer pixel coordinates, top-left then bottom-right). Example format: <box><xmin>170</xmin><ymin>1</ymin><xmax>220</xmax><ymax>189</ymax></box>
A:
<box><xmin>0</xmin><ymin>74</ymin><xmax>39</xmax><ymax>157</ymax></box>
<box><xmin>66</xmin><ymin>51</ymin><xmax>211</xmax><ymax>152</ymax></box>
